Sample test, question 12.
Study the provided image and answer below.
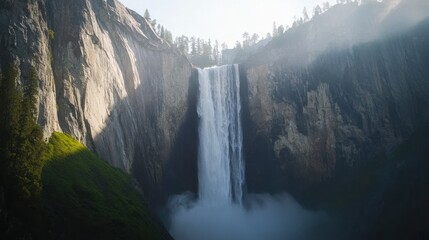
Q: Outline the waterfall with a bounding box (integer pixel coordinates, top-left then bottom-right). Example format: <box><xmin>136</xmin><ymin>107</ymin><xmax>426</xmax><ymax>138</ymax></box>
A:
<box><xmin>197</xmin><ymin>64</ymin><xmax>245</xmax><ymax>206</ymax></box>
<box><xmin>167</xmin><ymin>64</ymin><xmax>327</xmax><ymax>240</ymax></box>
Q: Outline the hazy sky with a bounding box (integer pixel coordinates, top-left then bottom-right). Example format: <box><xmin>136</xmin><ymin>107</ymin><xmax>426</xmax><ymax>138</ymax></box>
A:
<box><xmin>119</xmin><ymin>0</ymin><xmax>337</xmax><ymax>46</ymax></box>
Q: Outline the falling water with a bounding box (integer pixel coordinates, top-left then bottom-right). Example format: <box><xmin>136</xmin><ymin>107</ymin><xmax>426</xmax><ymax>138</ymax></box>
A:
<box><xmin>166</xmin><ymin>64</ymin><xmax>328</xmax><ymax>240</ymax></box>
<box><xmin>197</xmin><ymin>64</ymin><xmax>245</xmax><ymax>206</ymax></box>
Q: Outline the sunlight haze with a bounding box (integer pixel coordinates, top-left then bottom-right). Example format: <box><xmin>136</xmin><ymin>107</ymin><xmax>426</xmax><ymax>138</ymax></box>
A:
<box><xmin>119</xmin><ymin>0</ymin><xmax>337</xmax><ymax>46</ymax></box>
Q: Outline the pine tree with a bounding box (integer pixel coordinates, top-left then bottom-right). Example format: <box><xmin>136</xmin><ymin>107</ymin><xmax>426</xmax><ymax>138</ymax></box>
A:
<box><xmin>0</xmin><ymin>64</ymin><xmax>47</xmax><ymax>210</ymax></box>
<box><xmin>196</xmin><ymin>38</ymin><xmax>202</xmax><ymax>56</ymax></box>
<box><xmin>313</xmin><ymin>5</ymin><xmax>322</xmax><ymax>17</ymax></box>
<box><xmin>251</xmin><ymin>33</ymin><xmax>260</xmax><ymax>46</ymax></box>
<box><xmin>235</xmin><ymin>41</ymin><xmax>242</xmax><ymax>49</ymax></box>
<box><xmin>272</xmin><ymin>22</ymin><xmax>278</xmax><ymax>37</ymax></box>
<box><xmin>278</xmin><ymin>25</ymin><xmax>285</xmax><ymax>35</ymax></box>
<box><xmin>191</xmin><ymin>37</ymin><xmax>197</xmax><ymax>56</ymax></box>
<box><xmin>323</xmin><ymin>2</ymin><xmax>331</xmax><ymax>12</ymax></box>
<box><xmin>157</xmin><ymin>24</ymin><xmax>161</xmax><ymax>35</ymax></box>
<box><xmin>175</xmin><ymin>35</ymin><xmax>189</xmax><ymax>54</ymax></box>
<box><xmin>242</xmin><ymin>32</ymin><xmax>250</xmax><ymax>48</ymax></box>
<box><xmin>213</xmin><ymin>40</ymin><xmax>219</xmax><ymax>65</ymax></box>
<box><xmin>160</xmin><ymin>26</ymin><xmax>165</xmax><ymax>38</ymax></box>
<box><xmin>15</xmin><ymin>67</ymin><xmax>46</xmax><ymax>201</ymax></box>
<box><xmin>303</xmin><ymin>7</ymin><xmax>309</xmax><ymax>21</ymax></box>
<box><xmin>144</xmin><ymin>9</ymin><xmax>151</xmax><ymax>20</ymax></box>
<box><xmin>151</xmin><ymin>19</ymin><xmax>157</xmax><ymax>29</ymax></box>
<box><xmin>164</xmin><ymin>29</ymin><xmax>173</xmax><ymax>43</ymax></box>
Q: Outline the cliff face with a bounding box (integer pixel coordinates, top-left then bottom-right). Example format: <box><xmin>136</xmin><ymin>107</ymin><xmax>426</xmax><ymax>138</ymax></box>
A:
<box><xmin>0</xmin><ymin>0</ymin><xmax>197</xmax><ymax>202</ymax></box>
<box><xmin>241</xmin><ymin>12</ymin><xmax>429</xmax><ymax>238</ymax></box>
<box><xmin>241</xmin><ymin>1</ymin><xmax>429</xmax><ymax>198</ymax></box>
<box><xmin>0</xmin><ymin>0</ymin><xmax>60</xmax><ymax>136</ymax></box>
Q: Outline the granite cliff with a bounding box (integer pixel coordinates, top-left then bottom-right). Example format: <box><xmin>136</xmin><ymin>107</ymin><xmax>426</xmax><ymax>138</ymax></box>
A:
<box><xmin>239</xmin><ymin>1</ymin><xmax>429</xmax><ymax>238</ymax></box>
<box><xmin>0</xmin><ymin>0</ymin><xmax>198</xmax><ymax>203</ymax></box>
<box><xmin>242</xmin><ymin>20</ymin><xmax>429</xmax><ymax>194</ymax></box>
<box><xmin>1</xmin><ymin>1</ymin><xmax>429</xmax><ymax>238</ymax></box>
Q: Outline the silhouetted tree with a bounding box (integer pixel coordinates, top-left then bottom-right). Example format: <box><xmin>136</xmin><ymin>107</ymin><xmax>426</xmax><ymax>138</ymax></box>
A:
<box><xmin>191</xmin><ymin>37</ymin><xmax>197</xmax><ymax>56</ymax></box>
<box><xmin>242</xmin><ymin>32</ymin><xmax>250</xmax><ymax>47</ymax></box>
<box><xmin>144</xmin><ymin>9</ymin><xmax>151</xmax><ymax>19</ymax></box>
<box><xmin>150</xmin><ymin>19</ymin><xmax>157</xmax><ymax>28</ymax></box>
<box><xmin>196</xmin><ymin>38</ymin><xmax>202</xmax><ymax>56</ymax></box>
<box><xmin>278</xmin><ymin>25</ymin><xmax>285</xmax><ymax>35</ymax></box>
<box><xmin>160</xmin><ymin>26</ymin><xmax>165</xmax><ymax>38</ymax></box>
<box><xmin>272</xmin><ymin>22</ymin><xmax>278</xmax><ymax>37</ymax></box>
<box><xmin>175</xmin><ymin>35</ymin><xmax>189</xmax><ymax>54</ymax></box>
<box><xmin>164</xmin><ymin>29</ymin><xmax>173</xmax><ymax>43</ymax></box>
<box><xmin>303</xmin><ymin>7</ymin><xmax>309</xmax><ymax>21</ymax></box>
<box><xmin>251</xmin><ymin>33</ymin><xmax>260</xmax><ymax>45</ymax></box>
<box><xmin>156</xmin><ymin>24</ymin><xmax>161</xmax><ymax>35</ymax></box>
<box><xmin>235</xmin><ymin>41</ymin><xmax>242</xmax><ymax>49</ymax></box>
<box><xmin>323</xmin><ymin>2</ymin><xmax>330</xmax><ymax>11</ymax></box>
<box><xmin>213</xmin><ymin>40</ymin><xmax>220</xmax><ymax>64</ymax></box>
<box><xmin>313</xmin><ymin>5</ymin><xmax>322</xmax><ymax>17</ymax></box>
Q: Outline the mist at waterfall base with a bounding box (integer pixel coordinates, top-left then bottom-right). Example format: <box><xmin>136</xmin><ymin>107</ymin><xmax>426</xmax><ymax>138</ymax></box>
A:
<box><xmin>167</xmin><ymin>192</ymin><xmax>334</xmax><ymax>240</ymax></box>
<box><xmin>164</xmin><ymin>65</ymin><xmax>334</xmax><ymax>240</ymax></box>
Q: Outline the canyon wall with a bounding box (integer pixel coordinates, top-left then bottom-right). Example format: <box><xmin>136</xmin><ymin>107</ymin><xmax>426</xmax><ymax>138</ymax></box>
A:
<box><xmin>0</xmin><ymin>0</ymin><xmax>198</xmax><ymax>202</ymax></box>
<box><xmin>242</xmin><ymin>23</ymin><xmax>429</xmax><ymax>195</ymax></box>
<box><xmin>241</xmin><ymin>1</ymin><xmax>429</xmax><ymax>199</ymax></box>
<box><xmin>240</xmin><ymin>3</ymin><xmax>429</xmax><ymax>238</ymax></box>
<box><xmin>1</xmin><ymin>0</ymin><xmax>428</xmax><ymax>215</ymax></box>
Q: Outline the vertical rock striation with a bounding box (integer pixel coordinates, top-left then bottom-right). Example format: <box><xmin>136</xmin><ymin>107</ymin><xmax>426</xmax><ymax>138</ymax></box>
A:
<box><xmin>0</xmin><ymin>0</ymin><xmax>61</xmax><ymax>136</ymax></box>
<box><xmin>241</xmin><ymin>3</ymin><xmax>429</xmax><ymax>197</ymax></box>
<box><xmin>0</xmin><ymin>0</ymin><xmax>197</xmax><ymax>202</ymax></box>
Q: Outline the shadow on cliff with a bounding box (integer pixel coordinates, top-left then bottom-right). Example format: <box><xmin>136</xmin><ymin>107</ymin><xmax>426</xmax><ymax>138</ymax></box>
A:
<box><xmin>239</xmin><ymin>65</ymin><xmax>281</xmax><ymax>195</ymax></box>
<box><xmin>158</xmin><ymin>69</ymin><xmax>199</xmax><ymax>200</ymax></box>
<box><xmin>89</xmin><ymin>69</ymin><xmax>200</xmax><ymax>208</ymax></box>
<box><xmin>238</xmin><ymin>18</ymin><xmax>429</xmax><ymax>240</ymax></box>
<box><xmin>241</xmin><ymin>17</ymin><xmax>429</xmax><ymax>196</ymax></box>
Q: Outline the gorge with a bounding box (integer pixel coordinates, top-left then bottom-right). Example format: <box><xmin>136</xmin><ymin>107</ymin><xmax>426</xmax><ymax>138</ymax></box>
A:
<box><xmin>1</xmin><ymin>0</ymin><xmax>429</xmax><ymax>239</ymax></box>
<box><xmin>166</xmin><ymin>64</ymin><xmax>334</xmax><ymax>240</ymax></box>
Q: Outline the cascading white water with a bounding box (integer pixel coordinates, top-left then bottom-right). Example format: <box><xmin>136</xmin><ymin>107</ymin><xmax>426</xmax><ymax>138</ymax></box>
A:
<box><xmin>197</xmin><ymin>64</ymin><xmax>245</xmax><ymax>206</ymax></box>
<box><xmin>167</xmin><ymin>64</ymin><xmax>326</xmax><ymax>240</ymax></box>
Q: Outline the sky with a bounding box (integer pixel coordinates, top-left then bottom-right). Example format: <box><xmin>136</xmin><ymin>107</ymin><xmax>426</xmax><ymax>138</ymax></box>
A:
<box><xmin>119</xmin><ymin>0</ymin><xmax>337</xmax><ymax>47</ymax></box>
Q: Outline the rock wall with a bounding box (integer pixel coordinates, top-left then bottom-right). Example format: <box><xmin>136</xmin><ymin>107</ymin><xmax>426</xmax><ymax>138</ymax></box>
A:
<box><xmin>241</xmin><ymin>19</ymin><xmax>429</xmax><ymax>200</ymax></box>
<box><xmin>0</xmin><ymin>0</ymin><xmax>61</xmax><ymax>136</ymax></box>
<box><xmin>0</xmin><ymin>0</ymin><xmax>197</xmax><ymax>202</ymax></box>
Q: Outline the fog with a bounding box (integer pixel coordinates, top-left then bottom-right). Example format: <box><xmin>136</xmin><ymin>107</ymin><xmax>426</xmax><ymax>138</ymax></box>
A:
<box><xmin>165</xmin><ymin>192</ymin><xmax>338</xmax><ymax>240</ymax></box>
<box><xmin>245</xmin><ymin>0</ymin><xmax>429</xmax><ymax>67</ymax></box>
<box><xmin>119</xmin><ymin>0</ymin><xmax>338</xmax><ymax>46</ymax></box>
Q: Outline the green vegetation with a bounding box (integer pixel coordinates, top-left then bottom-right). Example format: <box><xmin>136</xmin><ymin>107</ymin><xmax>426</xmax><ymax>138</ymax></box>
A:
<box><xmin>0</xmin><ymin>64</ymin><xmax>48</xmax><ymax>239</ymax></box>
<box><xmin>0</xmin><ymin>64</ymin><xmax>47</xmax><ymax>206</ymax></box>
<box><xmin>48</xmin><ymin>29</ymin><xmax>55</xmax><ymax>40</ymax></box>
<box><xmin>0</xmin><ymin>64</ymin><xmax>167</xmax><ymax>239</ymax></box>
<box><xmin>41</xmin><ymin>132</ymin><xmax>166</xmax><ymax>240</ymax></box>
<box><xmin>175</xmin><ymin>36</ymin><xmax>221</xmax><ymax>68</ymax></box>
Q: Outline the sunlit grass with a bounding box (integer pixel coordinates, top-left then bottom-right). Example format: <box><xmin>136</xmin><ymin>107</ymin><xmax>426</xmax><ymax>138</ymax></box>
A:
<box><xmin>41</xmin><ymin>132</ymin><xmax>165</xmax><ymax>239</ymax></box>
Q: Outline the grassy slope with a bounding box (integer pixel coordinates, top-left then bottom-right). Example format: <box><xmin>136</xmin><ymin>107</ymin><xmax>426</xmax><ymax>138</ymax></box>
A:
<box><xmin>40</xmin><ymin>132</ymin><xmax>168</xmax><ymax>240</ymax></box>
